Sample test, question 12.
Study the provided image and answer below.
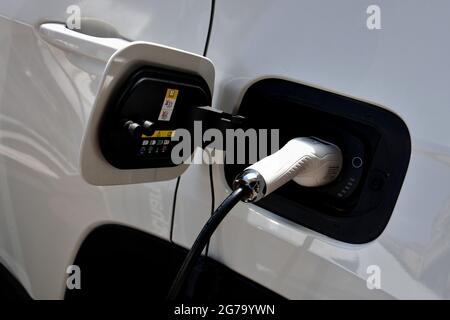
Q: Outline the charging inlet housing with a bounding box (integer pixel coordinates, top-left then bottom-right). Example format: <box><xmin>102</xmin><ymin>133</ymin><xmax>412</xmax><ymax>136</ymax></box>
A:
<box><xmin>225</xmin><ymin>79</ymin><xmax>411</xmax><ymax>244</ymax></box>
<box><xmin>99</xmin><ymin>66</ymin><xmax>212</xmax><ymax>170</ymax></box>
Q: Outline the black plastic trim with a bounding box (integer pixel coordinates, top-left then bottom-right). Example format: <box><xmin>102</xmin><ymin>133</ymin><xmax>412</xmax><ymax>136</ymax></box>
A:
<box><xmin>0</xmin><ymin>264</ymin><xmax>32</xmax><ymax>300</ymax></box>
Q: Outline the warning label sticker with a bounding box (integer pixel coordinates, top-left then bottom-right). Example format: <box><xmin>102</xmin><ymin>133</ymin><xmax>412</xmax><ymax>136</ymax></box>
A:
<box><xmin>141</xmin><ymin>130</ymin><xmax>175</xmax><ymax>138</ymax></box>
<box><xmin>158</xmin><ymin>88</ymin><xmax>179</xmax><ymax>121</ymax></box>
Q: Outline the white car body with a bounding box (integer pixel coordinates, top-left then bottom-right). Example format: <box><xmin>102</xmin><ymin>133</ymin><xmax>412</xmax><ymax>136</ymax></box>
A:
<box><xmin>1</xmin><ymin>0</ymin><xmax>450</xmax><ymax>299</ymax></box>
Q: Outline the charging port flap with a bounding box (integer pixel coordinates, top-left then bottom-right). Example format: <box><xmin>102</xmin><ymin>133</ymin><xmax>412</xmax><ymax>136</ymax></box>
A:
<box><xmin>80</xmin><ymin>42</ymin><xmax>215</xmax><ymax>186</ymax></box>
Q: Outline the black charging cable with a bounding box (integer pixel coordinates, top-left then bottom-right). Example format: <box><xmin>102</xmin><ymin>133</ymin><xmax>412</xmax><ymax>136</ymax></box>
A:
<box><xmin>167</xmin><ymin>186</ymin><xmax>250</xmax><ymax>301</ymax></box>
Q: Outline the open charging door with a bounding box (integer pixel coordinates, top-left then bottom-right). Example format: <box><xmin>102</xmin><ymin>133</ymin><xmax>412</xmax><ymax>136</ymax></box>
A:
<box><xmin>80</xmin><ymin>42</ymin><xmax>215</xmax><ymax>185</ymax></box>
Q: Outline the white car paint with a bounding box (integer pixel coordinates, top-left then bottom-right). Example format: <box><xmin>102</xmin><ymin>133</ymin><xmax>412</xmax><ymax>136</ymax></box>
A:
<box><xmin>39</xmin><ymin>23</ymin><xmax>129</xmax><ymax>62</ymax></box>
<box><xmin>0</xmin><ymin>0</ymin><xmax>212</xmax><ymax>299</ymax></box>
<box><xmin>1</xmin><ymin>0</ymin><xmax>450</xmax><ymax>300</ymax></box>
<box><xmin>173</xmin><ymin>0</ymin><xmax>450</xmax><ymax>299</ymax></box>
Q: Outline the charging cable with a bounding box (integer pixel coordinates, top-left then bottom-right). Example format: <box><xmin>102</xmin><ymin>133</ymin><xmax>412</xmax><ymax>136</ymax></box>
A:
<box><xmin>167</xmin><ymin>137</ymin><xmax>342</xmax><ymax>300</ymax></box>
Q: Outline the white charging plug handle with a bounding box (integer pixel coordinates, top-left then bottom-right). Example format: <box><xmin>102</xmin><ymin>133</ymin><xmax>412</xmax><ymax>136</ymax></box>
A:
<box><xmin>234</xmin><ymin>137</ymin><xmax>343</xmax><ymax>202</ymax></box>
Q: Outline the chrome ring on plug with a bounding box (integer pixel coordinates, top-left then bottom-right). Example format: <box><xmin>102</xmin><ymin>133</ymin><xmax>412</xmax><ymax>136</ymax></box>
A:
<box><xmin>233</xmin><ymin>169</ymin><xmax>267</xmax><ymax>203</ymax></box>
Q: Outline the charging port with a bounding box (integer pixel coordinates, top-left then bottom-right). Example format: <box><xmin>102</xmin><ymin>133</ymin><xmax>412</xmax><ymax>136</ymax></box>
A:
<box><xmin>225</xmin><ymin>79</ymin><xmax>411</xmax><ymax>244</ymax></box>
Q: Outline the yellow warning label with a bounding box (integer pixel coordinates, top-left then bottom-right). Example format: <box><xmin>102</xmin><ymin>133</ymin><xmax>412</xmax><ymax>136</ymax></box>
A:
<box><xmin>142</xmin><ymin>130</ymin><xmax>175</xmax><ymax>138</ymax></box>
<box><xmin>158</xmin><ymin>88</ymin><xmax>179</xmax><ymax>121</ymax></box>
<box><xmin>165</xmin><ymin>88</ymin><xmax>179</xmax><ymax>99</ymax></box>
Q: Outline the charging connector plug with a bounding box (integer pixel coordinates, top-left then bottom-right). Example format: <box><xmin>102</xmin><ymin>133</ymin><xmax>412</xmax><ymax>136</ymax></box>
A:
<box><xmin>234</xmin><ymin>137</ymin><xmax>343</xmax><ymax>202</ymax></box>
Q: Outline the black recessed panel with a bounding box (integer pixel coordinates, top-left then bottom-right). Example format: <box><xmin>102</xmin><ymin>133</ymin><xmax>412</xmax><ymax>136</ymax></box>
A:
<box><xmin>99</xmin><ymin>67</ymin><xmax>211</xmax><ymax>170</ymax></box>
<box><xmin>225</xmin><ymin>79</ymin><xmax>411</xmax><ymax>244</ymax></box>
